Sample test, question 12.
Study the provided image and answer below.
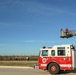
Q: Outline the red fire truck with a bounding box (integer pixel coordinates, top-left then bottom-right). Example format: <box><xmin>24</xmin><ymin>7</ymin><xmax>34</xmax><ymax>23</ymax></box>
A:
<box><xmin>38</xmin><ymin>44</ymin><xmax>76</xmax><ymax>74</ymax></box>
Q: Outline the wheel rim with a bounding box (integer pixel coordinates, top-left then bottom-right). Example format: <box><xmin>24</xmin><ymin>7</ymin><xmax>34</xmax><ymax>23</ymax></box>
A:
<box><xmin>50</xmin><ymin>66</ymin><xmax>56</xmax><ymax>72</ymax></box>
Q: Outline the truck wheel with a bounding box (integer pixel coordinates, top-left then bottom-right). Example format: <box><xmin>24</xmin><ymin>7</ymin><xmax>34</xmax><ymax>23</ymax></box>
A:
<box><xmin>48</xmin><ymin>63</ymin><xmax>60</xmax><ymax>74</ymax></box>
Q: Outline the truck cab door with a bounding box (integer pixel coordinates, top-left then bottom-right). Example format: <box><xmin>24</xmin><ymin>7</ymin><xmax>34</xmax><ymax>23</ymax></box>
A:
<box><xmin>38</xmin><ymin>50</ymin><xmax>48</xmax><ymax>69</ymax></box>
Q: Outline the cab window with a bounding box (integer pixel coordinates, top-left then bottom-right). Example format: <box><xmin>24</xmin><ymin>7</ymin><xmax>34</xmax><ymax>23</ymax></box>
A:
<box><xmin>58</xmin><ymin>50</ymin><xmax>65</xmax><ymax>56</ymax></box>
<box><xmin>51</xmin><ymin>50</ymin><xmax>55</xmax><ymax>56</ymax></box>
<box><xmin>42</xmin><ymin>50</ymin><xmax>48</xmax><ymax>56</ymax></box>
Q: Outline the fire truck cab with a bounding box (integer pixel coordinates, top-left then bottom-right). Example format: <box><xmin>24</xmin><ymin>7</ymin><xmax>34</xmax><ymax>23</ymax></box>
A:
<box><xmin>38</xmin><ymin>44</ymin><xmax>76</xmax><ymax>74</ymax></box>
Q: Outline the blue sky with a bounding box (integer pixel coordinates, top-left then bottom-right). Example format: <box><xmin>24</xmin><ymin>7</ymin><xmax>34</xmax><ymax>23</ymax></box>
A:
<box><xmin>0</xmin><ymin>0</ymin><xmax>76</xmax><ymax>55</ymax></box>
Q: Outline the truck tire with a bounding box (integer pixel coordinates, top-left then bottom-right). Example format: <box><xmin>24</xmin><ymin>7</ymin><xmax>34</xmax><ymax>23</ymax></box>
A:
<box><xmin>48</xmin><ymin>63</ymin><xmax>60</xmax><ymax>74</ymax></box>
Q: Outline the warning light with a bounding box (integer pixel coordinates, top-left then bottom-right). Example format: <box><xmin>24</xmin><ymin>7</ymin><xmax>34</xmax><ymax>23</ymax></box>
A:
<box><xmin>65</xmin><ymin>28</ymin><xmax>69</xmax><ymax>33</ymax></box>
<box><xmin>42</xmin><ymin>46</ymin><xmax>46</xmax><ymax>49</ymax></box>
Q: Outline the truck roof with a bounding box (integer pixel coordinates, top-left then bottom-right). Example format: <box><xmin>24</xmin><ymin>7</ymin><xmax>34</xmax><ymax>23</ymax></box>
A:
<box><xmin>40</xmin><ymin>44</ymin><xmax>73</xmax><ymax>50</ymax></box>
<box><xmin>53</xmin><ymin>44</ymin><xmax>72</xmax><ymax>47</ymax></box>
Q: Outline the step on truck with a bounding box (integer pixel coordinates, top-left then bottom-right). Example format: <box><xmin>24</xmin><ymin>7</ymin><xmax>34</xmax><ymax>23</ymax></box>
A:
<box><xmin>38</xmin><ymin>44</ymin><xmax>76</xmax><ymax>74</ymax></box>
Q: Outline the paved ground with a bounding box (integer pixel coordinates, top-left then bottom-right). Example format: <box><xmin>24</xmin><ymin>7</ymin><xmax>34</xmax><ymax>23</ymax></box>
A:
<box><xmin>0</xmin><ymin>67</ymin><xmax>76</xmax><ymax>75</ymax></box>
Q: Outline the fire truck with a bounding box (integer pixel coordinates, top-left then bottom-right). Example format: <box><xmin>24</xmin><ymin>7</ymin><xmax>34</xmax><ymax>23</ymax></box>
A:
<box><xmin>38</xmin><ymin>44</ymin><xmax>76</xmax><ymax>74</ymax></box>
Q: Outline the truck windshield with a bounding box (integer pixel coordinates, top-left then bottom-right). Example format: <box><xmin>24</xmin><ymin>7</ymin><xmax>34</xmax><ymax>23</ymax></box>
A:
<box><xmin>42</xmin><ymin>50</ymin><xmax>48</xmax><ymax>56</ymax></box>
<box><xmin>39</xmin><ymin>50</ymin><xmax>41</xmax><ymax>56</ymax></box>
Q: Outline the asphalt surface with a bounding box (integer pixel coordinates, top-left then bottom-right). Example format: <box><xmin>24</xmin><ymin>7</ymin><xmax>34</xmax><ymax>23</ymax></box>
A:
<box><xmin>0</xmin><ymin>67</ymin><xmax>76</xmax><ymax>75</ymax></box>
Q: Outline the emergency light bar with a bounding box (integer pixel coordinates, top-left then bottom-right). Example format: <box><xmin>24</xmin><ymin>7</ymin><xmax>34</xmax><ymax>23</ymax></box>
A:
<box><xmin>42</xmin><ymin>46</ymin><xmax>46</xmax><ymax>49</ymax></box>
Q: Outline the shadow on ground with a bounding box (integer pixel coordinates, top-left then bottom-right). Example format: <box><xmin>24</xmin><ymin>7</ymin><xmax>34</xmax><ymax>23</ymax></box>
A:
<box><xmin>55</xmin><ymin>70</ymin><xmax>76</xmax><ymax>75</ymax></box>
<box><xmin>46</xmin><ymin>70</ymin><xmax>76</xmax><ymax>75</ymax></box>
